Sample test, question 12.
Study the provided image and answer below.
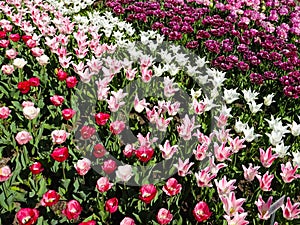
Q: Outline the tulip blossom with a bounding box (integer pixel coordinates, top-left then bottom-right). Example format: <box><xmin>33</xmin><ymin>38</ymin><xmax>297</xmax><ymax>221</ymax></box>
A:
<box><xmin>51</xmin><ymin>130</ymin><xmax>69</xmax><ymax>145</ymax></box>
<box><xmin>254</xmin><ymin>195</ymin><xmax>273</xmax><ymax>220</ymax></box>
<box><xmin>16</xmin><ymin>208</ymin><xmax>39</xmax><ymax>225</ymax></box>
<box><xmin>0</xmin><ymin>166</ymin><xmax>12</xmax><ymax>182</ymax></box>
<box><xmin>224</xmin><ymin>212</ymin><xmax>249</xmax><ymax>225</ymax></box>
<box><xmin>221</xmin><ymin>192</ymin><xmax>246</xmax><ymax>217</ymax></box>
<box><xmin>193</xmin><ymin>144</ymin><xmax>208</xmax><ymax>161</ymax></box>
<box><xmin>95</xmin><ymin>112</ymin><xmax>110</xmax><ymax>125</ymax></box>
<box><xmin>62</xmin><ymin>200</ymin><xmax>82</xmax><ymax>220</ymax></box>
<box><xmin>282</xmin><ymin>197</ymin><xmax>300</xmax><ymax>220</ymax></box>
<box><xmin>51</xmin><ymin>147</ymin><xmax>69</xmax><ymax>162</ymax></box>
<box><xmin>156</xmin><ymin>208</ymin><xmax>173</xmax><ymax>225</ymax></box>
<box><xmin>110</xmin><ymin>120</ymin><xmax>125</xmax><ymax>135</ymax></box>
<box><xmin>134</xmin><ymin>95</ymin><xmax>148</xmax><ymax>113</ymax></box>
<box><xmin>81</xmin><ymin>125</ymin><xmax>96</xmax><ymax>139</ymax></box>
<box><xmin>139</xmin><ymin>184</ymin><xmax>157</xmax><ymax>204</ymax></box>
<box><xmin>102</xmin><ymin>159</ymin><xmax>117</xmax><ymax>174</ymax></box>
<box><xmin>192</xmin><ymin>201</ymin><xmax>212</xmax><ymax>222</ymax></box>
<box><xmin>242</xmin><ymin>163</ymin><xmax>260</xmax><ymax>181</ymax></box>
<box><xmin>256</xmin><ymin>171</ymin><xmax>274</xmax><ymax>191</ymax></box>
<box><xmin>159</xmin><ymin>140</ymin><xmax>178</xmax><ymax>160</ymax></box>
<box><xmin>214</xmin><ymin>176</ymin><xmax>236</xmax><ymax>197</ymax></box>
<box><xmin>229</xmin><ymin>137</ymin><xmax>246</xmax><ymax>153</ymax></box>
<box><xmin>0</xmin><ymin>106</ymin><xmax>11</xmax><ymax>119</ymax></box>
<box><xmin>214</xmin><ymin>142</ymin><xmax>232</xmax><ymax>162</ymax></box>
<box><xmin>15</xmin><ymin>131</ymin><xmax>32</xmax><ymax>145</ymax></box>
<box><xmin>120</xmin><ymin>217</ymin><xmax>135</xmax><ymax>225</ymax></box>
<box><xmin>177</xmin><ymin>115</ymin><xmax>195</xmax><ymax>140</ymax></box>
<box><xmin>259</xmin><ymin>146</ymin><xmax>278</xmax><ymax>168</ymax></box>
<box><xmin>209</xmin><ymin>156</ymin><xmax>227</xmax><ymax>175</ymax></box>
<box><xmin>96</xmin><ymin>177</ymin><xmax>113</xmax><ymax>193</ymax></box>
<box><xmin>50</xmin><ymin>95</ymin><xmax>64</xmax><ymax>106</ymax></box>
<box><xmin>195</xmin><ymin>167</ymin><xmax>217</xmax><ymax>188</ymax></box>
<box><xmin>280</xmin><ymin>162</ymin><xmax>300</xmax><ymax>183</ymax></box>
<box><xmin>23</xmin><ymin>105</ymin><xmax>40</xmax><ymax>120</ymax></box>
<box><xmin>93</xmin><ymin>144</ymin><xmax>106</xmax><ymax>158</ymax></box>
<box><xmin>116</xmin><ymin>165</ymin><xmax>133</xmax><ymax>182</ymax></box>
<box><xmin>40</xmin><ymin>190</ymin><xmax>60</xmax><ymax>207</ymax></box>
<box><xmin>135</xmin><ymin>146</ymin><xmax>154</xmax><ymax>163</ymax></box>
<box><xmin>105</xmin><ymin>197</ymin><xmax>118</xmax><ymax>213</ymax></box>
<box><xmin>162</xmin><ymin>178</ymin><xmax>182</xmax><ymax>196</ymax></box>
<box><xmin>75</xmin><ymin>158</ymin><xmax>91</xmax><ymax>176</ymax></box>
<box><xmin>174</xmin><ymin>158</ymin><xmax>194</xmax><ymax>177</ymax></box>
<box><xmin>62</xmin><ymin>108</ymin><xmax>76</xmax><ymax>120</ymax></box>
<box><xmin>29</xmin><ymin>162</ymin><xmax>44</xmax><ymax>175</ymax></box>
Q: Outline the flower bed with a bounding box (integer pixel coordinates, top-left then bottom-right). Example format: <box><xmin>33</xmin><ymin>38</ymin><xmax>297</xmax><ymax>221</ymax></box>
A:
<box><xmin>0</xmin><ymin>0</ymin><xmax>300</xmax><ymax>224</ymax></box>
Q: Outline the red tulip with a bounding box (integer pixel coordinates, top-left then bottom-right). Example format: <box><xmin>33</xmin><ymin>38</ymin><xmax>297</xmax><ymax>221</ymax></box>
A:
<box><xmin>40</xmin><ymin>190</ymin><xmax>60</xmax><ymax>207</ymax></box>
<box><xmin>79</xmin><ymin>221</ymin><xmax>96</xmax><ymax>225</ymax></box>
<box><xmin>22</xmin><ymin>35</ymin><xmax>32</xmax><ymax>43</ymax></box>
<box><xmin>62</xmin><ymin>200</ymin><xmax>82</xmax><ymax>220</ymax></box>
<box><xmin>62</xmin><ymin>108</ymin><xmax>76</xmax><ymax>120</ymax></box>
<box><xmin>135</xmin><ymin>146</ymin><xmax>154</xmax><ymax>163</ymax></box>
<box><xmin>139</xmin><ymin>184</ymin><xmax>157</xmax><ymax>204</ymax></box>
<box><xmin>0</xmin><ymin>31</ymin><xmax>6</xmax><ymax>39</ymax></box>
<box><xmin>193</xmin><ymin>201</ymin><xmax>212</xmax><ymax>222</ymax></box>
<box><xmin>95</xmin><ymin>112</ymin><xmax>110</xmax><ymax>125</ymax></box>
<box><xmin>105</xmin><ymin>197</ymin><xmax>118</xmax><ymax>213</ymax></box>
<box><xmin>28</xmin><ymin>77</ymin><xmax>40</xmax><ymax>87</ymax></box>
<box><xmin>93</xmin><ymin>144</ymin><xmax>106</xmax><ymax>158</ymax></box>
<box><xmin>81</xmin><ymin>125</ymin><xmax>96</xmax><ymax>139</ymax></box>
<box><xmin>50</xmin><ymin>147</ymin><xmax>69</xmax><ymax>162</ymax></box>
<box><xmin>16</xmin><ymin>208</ymin><xmax>39</xmax><ymax>225</ymax></box>
<box><xmin>56</xmin><ymin>68</ymin><xmax>68</xmax><ymax>81</ymax></box>
<box><xmin>66</xmin><ymin>76</ymin><xmax>78</xmax><ymax>88</ymax></box>
<box><xmin>9</xmin><ymin>33</ymin><xmax>21</xmax><ymax>42</ymax></box>
<box><xmin>29</xmin><ymin>162</ymin><xmax>44</xmax><ymax>175</ymax></box>
<box><xmin>18</xmin><ymin>81</ymin><xmax>31</xmax><ymax>94</ymax></box>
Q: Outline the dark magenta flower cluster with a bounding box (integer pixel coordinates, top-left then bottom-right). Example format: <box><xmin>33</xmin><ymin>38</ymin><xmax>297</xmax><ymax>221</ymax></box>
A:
<box><xmin>105</xmin><ymin>0</ymin><xmax>300</xmax><ymax>98</ymax></box>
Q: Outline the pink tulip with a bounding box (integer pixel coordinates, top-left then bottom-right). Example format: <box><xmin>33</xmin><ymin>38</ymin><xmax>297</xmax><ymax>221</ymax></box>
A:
<box><xmin>51</xmin><ymin>130</ymin><xmax>69</xmax><ymax>144</ymax></box>
<box><xmin>110</xmin><ymin>120</ymin><xmax>125</xmax><ymax>135</ymax></box>
<box><xmin>224</xmin><ymin>212</ymin><xmax>249</xmax><ymax>225</ymax></box>
<box><xmin>282</xmin><ymin>197</ymin><xmax>300</xmax><ymax>220</ymax></box>
<box><xmin>259</xmin><ymin>146</ymin><xmax>278</xmax><ymax>168</ymax></box>
<box><xmin>0</xmin><ymin>106</ymin><xmax>11</xmax><ymax>119</ymax></box>
<box><xmin>174</xmin><ymin>158</ymin><xmax>194</xmax><ymax>177</ymax></box>
<box><xmin>195</xmin><ymin>167</ymin><xmax>216</xmax><ymax>188</ymax></box>
<box><xmin>214</xmin><ymin>176</ymin><xmax>236</xmax><ymax>197</ymax></box>
<box><xmin>221</xmin><ymin>192</ymin><xmax>246</xmax><ymax>217</ymax></box>
<box><xmin>0</xmin><ymin>166</ymin><xmax>12</xmax><ymax>182</ymax></box>
<box><xmin>193</xmin><ymin>201</ymin><xmax>212</xmax><ymax>222</ymax></box>
<box><xmin>280</xmin><ymin>162</ymin><xmax>300</xmax><ymax>183</ymax></box>
<box><xmin>75</xmin><ymin>158</ymin><xmax>91</xmax><ymax>176</ymax></box>
<box><xmin>96</xmin><ymin>177</ymin><xmax>113</xmax><ymax>193</ymax></box>
<box><xmin>15</xmin><ymin>131</ymin><xmax>32</xmax><ymax>145</ymax></box>
<box><xmin>256</xmin><ymin>171</ymin><xmax>274</xmax><ymax>191</ymax></box>
<box><xmin>156</xmin><ymin>208</ymin><xmax>173</xmax><ymax>225</ymax></box>
<box><xmin>254</xmin><ymin>195</ymin><xmax>273</xmax><ymax>220</ymax></box>
<box><xmin>120</xmin><ymin>217</ymin><xmax>135</xmax><ymax>225</ymax></box>
<box><xmin>159</xmin><ymin>140</ymin><xmax>178</xmax><ymax>160</ymax></box>
<box><xmin>242</xmin><ymin>163</ymin><xmax>260</xmax><ymax>181</ymax></box>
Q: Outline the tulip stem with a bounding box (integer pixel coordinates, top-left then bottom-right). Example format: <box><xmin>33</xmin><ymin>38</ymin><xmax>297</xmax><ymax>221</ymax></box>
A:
<box><xmin>62</xmin><ymin>161</ymin><xmax>66</xmax><ymax>180</ymax></box>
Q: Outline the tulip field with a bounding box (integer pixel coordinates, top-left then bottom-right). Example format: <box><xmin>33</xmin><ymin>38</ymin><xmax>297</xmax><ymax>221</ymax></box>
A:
<box><xmin>1</xmin><ymin>0</ymin><xmax>300</xmax><ymax>224</ymax></box>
